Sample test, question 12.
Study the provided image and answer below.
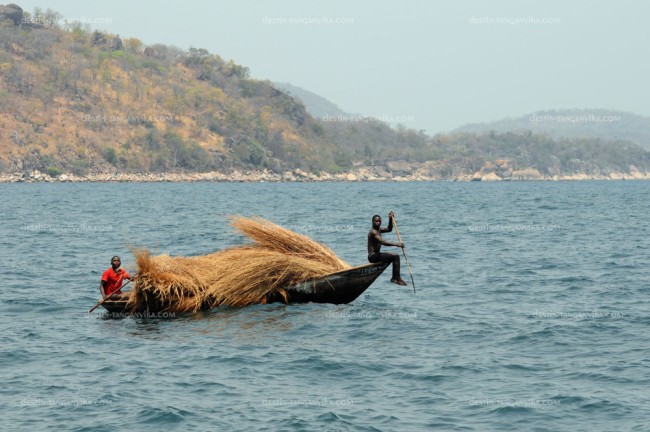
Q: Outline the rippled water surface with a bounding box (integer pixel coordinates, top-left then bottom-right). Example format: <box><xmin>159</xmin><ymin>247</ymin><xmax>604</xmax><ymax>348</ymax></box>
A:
<box><xmin>1</xmin><ymin>181</ymin><xmax>649</xmax><ymax>431</ymax></box>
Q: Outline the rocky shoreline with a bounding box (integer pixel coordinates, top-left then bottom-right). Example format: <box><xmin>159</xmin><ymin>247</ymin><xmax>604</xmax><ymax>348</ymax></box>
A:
<box><xmin>2</xmin><ymin>166</ymin><xmax>649</xmax><ymax>183</ymax></box>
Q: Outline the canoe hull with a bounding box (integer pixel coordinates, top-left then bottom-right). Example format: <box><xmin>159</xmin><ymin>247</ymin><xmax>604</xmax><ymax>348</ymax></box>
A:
<box><xmin>268</xmin><ymin>262</ymin><xmax>389</xmax><ymax>305</ymax></box>
<box><xmin>99</xmin><ymin>262</ymin><xmax>389</xmax><ymax>314</ymax></box>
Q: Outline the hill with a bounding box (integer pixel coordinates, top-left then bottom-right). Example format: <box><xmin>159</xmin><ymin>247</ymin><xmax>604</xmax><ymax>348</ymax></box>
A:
<box><xmin>454</xmin><ymin>109</ymin><xmax>650</xmax><ymax>150</ymax></box>
<box><xmin>0</xmin><ymin>4</ymin><xmax>349</xmax><ymax>175</ymax></box>
<box><xmin>0</xmin><ymin>4</ymin><xmax>649</xmax><ymax>181</ymax></box>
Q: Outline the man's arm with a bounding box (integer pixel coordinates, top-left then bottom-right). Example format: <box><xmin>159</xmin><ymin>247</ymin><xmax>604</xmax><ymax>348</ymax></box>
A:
<box><xmin>381</xmin><ymin>212</ymin><xmax>394</xmax><ymax>233</ymax></box>
<box><xmin>371</xmin><ymin>230</ymin><xmax>403</xmax><ymax>248</ymax></box>
<box><xmin>99</xmin><ymin>280</ymin><xmax>107</xmax><ymax>299</ymax></box>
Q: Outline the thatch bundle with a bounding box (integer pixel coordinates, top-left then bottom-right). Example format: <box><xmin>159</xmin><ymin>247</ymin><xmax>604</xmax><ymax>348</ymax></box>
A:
<box><xmin>126</xmin><ymin>217</ymin><xmax>350</xmax><ymax>313</ymax></box>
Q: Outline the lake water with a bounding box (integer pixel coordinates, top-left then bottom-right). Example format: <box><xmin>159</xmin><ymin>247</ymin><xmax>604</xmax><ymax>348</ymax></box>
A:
<box><xmin>1</xmin><ymin>181</ymin><xmax>649</xmax><ymax>431</ymax></box>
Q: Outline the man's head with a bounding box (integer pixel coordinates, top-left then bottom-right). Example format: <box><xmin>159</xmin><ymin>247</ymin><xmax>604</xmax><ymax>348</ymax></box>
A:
<box><xmin>111</xmin><ymin>256</ymin><xmax>121</xmax><ymax>269</ymax></box>
<box><xmin>372</xmin><ymin>215</ymin><xmax>381</xmax><ymax>228</ymax></box>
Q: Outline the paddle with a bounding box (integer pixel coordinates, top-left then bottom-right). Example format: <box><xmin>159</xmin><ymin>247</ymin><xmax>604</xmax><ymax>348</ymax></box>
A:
<box><xmin>391</xmin><ymin>212</ymin><xmax>416</xmax><ymax>293</ymax></box>
<box><xmin>88</xmin><ymin>279</ymin><xmax>132</xmax><ymax>314</ymax></box>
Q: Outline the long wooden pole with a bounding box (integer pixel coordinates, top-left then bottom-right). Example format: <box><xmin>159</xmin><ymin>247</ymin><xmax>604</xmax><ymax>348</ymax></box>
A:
<box><xmin>88</xmin><ymin>279</ymin><xmax>132</xmax><ymax>313</ymax></box>
<box><xmin>391</xmin><ymin>213</ymin><xmax>415</xmax><ymax>293</ymax></box>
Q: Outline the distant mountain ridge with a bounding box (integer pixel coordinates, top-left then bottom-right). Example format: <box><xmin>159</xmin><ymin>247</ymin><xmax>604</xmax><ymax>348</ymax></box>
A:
<box><xmin>454</xmin><ymin>109</ymin><xmax>650</xmax><ymax>150</ymax></box>
<box><xmin>272</xmin><ymin>82</ymin><xmax>349</xmax><ymax>119</ymax></box>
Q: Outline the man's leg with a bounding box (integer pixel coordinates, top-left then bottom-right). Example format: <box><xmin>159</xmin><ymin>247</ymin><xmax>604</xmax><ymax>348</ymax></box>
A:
<box><xmin>105</xmin><ymin>291</ymin><xmax>130</xmax><ymax>301</ymax></box>
<box><xmin>378</xmin><ymin>252</ymin><xmax>406</xmax><ymax>286</ymax></box>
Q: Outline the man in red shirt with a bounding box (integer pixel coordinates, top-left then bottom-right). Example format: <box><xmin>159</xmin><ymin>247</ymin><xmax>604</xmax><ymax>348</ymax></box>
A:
<box><xmin>100</xmin><ymin>256</ymin><xmax>134</xmax><ymax>299</ymax></box>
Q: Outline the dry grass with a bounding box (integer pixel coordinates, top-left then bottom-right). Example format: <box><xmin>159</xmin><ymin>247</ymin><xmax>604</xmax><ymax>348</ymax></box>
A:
<box><xmin>126</xmin><ymin>217</ymin><xmax>350</xmax><ymax>312</ymax></box>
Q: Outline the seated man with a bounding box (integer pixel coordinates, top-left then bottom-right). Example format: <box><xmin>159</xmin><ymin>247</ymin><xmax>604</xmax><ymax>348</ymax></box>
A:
<box><xmin>100</xmin><ymin>256</ymin><xmax>133</xmax><ymax>300</ymax></box>
<box><xmin>367</xmin><ymin>212</ymin><xmax>407</xmax><ymax>286</ymax></box>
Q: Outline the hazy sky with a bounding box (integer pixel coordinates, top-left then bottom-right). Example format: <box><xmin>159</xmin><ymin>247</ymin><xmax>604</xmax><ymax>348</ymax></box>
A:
<box><xmin>15</xmin><ymin>0</ymin><xmax>650</xmax><ymax>134</ymax></box>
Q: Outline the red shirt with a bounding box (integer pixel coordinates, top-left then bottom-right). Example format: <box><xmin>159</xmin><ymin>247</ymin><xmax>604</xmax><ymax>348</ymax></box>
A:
<box><xmin>101</xmin><ymin>267</ymin><xmax>131</xmax><ymax>296</ymax></box>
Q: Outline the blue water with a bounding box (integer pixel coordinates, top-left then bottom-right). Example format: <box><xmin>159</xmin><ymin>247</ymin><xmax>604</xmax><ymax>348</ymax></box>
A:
<box><xmin>1</xmin><ymin>181</ymin><xmax>649</xmax><ymax>431</ymax></box>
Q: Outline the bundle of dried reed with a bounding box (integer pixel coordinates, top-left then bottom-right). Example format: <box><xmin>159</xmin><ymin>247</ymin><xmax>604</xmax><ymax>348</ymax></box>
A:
<box><xmin>126</xmin><ymin>217</ymin><xmax>350</xmax><ymax>313</ymax></box>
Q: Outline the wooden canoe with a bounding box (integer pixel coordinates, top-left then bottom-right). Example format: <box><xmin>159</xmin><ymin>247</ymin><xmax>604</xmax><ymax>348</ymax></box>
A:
<box><xmin>99</xmin><ymin>262</ymin><xmax>389</xmax><ymax>314</ymax></box>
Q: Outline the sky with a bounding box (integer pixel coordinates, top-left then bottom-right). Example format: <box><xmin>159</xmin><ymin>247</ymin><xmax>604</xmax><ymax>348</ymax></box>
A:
<box><xmin>14</xmin><ymin>0</ymin><xmax>650</xmax><ymax>134</ymax></box>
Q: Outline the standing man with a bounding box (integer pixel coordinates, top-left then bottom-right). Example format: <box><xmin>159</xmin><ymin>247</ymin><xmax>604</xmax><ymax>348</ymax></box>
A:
<box><xmin>368</xmin><ymin>212</ymin><xmax>407</xmax><ymax>286</ymax></box>
<box><xmin>100</xmin><ymin>256</ymin><xmax>133</xmax><ymax>299</ymax></box>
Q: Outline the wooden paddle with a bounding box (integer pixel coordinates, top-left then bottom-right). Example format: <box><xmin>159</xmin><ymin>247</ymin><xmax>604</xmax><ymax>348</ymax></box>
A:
<box><xmin>88</xmin><ymin>279</ymin><xmax>132</xmax><ymax>313</ymax></box>
<box><xmin>391</xmin><ymin>213</ymin><xmax>416</xmax><ymax>293</ymax></box>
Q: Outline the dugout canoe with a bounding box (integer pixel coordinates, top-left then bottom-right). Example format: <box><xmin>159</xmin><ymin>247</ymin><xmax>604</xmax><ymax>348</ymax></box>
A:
<box><xmin>99</xmin><ymin>262</ymin><xmax>389</xmax><ymax>314</ymax></box>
